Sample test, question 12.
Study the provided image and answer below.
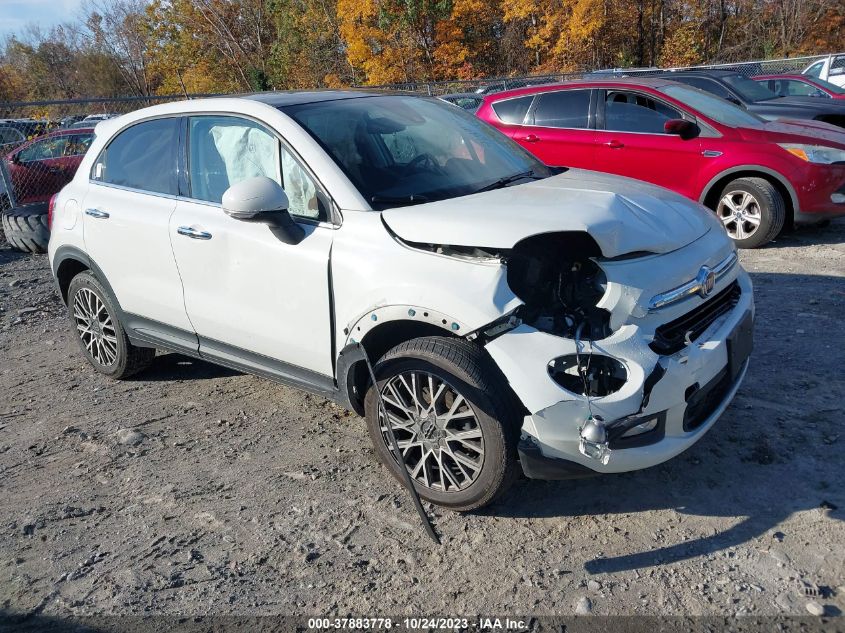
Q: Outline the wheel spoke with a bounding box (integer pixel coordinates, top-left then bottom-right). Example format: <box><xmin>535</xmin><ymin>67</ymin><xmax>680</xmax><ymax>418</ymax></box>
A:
<box><xmin>437</xmin><ymin>450</ymin><xmax>461</xmax><ymax>491</ymax></box>
<box><xmin>448</xmin><ymin>448</ymin><xmax>483</xmax><ymax>472</ymax></box>
<box><xmin>380</xmin><ymin>370</ymin><xmax>484</xmax><ymax>494</ymax></box>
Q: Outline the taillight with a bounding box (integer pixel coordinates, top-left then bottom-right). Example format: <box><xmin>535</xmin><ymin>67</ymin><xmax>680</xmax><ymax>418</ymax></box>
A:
<box><xmin>47</xmin><ymin>194</ymin><xmax>57</xmax><ymax>230</ymax></box>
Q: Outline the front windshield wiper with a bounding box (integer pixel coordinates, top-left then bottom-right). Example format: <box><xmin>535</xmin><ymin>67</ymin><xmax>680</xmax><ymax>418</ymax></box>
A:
<box><xmin>473</xmin><ymin>170</ymin><xmax>542</xmax><ymax>194</ymax></box>
<box><xmin>371</xmin><ymin>194</ymin><xmax>430</xmax><ymax>207</ymax></box>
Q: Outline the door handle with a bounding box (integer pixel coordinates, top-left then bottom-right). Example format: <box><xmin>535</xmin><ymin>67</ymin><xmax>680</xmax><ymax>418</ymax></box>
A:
<box><xmin>85</xmin><ymin>208</ymin><xmax>110</xmax><ymax>219</ymax></box>
<box><xmin>521</xmin><ymin>134</ymin><xmax>540</xmax><ymax>143</ymax></box>
<box><xmin>177</xmin><ymin>226</ymin><xmax>213</xmax><ymax>240</ymax></box>
<box><xmin>603</xmin><ymin>140</ymin><xmax>624</xmax><ymax>149</ymax></box>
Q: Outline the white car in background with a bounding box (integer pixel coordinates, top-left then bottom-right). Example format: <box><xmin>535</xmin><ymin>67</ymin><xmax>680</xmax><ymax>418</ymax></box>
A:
<box><xmin>48</xmin><ymin>92</ymin><xmax>754</xmax><ymax>510</ymax></box>
<box><xmin>804</xmin><ymin>54</ymin><xmax>845</xmax><ymax>88</ymax></box>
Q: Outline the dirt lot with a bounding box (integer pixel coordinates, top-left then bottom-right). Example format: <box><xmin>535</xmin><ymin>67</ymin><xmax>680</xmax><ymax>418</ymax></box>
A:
<box><xmin>0</xmin><ymin>221</ymin><xmax>843</xmax><ymax>622</ymax></box>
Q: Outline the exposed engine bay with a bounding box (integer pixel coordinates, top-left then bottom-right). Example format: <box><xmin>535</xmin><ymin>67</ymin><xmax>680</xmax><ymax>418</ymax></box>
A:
<box><xmin>504</xmin><ymin>232</ymin><xmax>612</xmax><ymax>341</ymax></box>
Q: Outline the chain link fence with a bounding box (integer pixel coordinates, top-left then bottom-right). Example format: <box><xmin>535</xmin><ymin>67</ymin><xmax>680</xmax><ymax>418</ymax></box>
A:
<box><xmin>0</xmin><ymin>51</ymin><xmax>841</xmax><ymax>229</ymax></box>
<box><xmin>0</xmin><ymin>94</ymin><xmax>223</xmax><ymax>215</ymax></box>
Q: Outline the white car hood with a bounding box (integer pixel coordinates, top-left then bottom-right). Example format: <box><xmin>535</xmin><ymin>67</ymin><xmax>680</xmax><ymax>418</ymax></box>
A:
<box><xmin>381</xmin><ymin>169</ymin><xmax>712</xmax><ymax>258</ymax></box>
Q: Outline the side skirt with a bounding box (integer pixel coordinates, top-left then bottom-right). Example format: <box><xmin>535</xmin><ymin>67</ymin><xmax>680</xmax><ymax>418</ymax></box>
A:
<box><xmin>124</xmin><ymin>315</ymin><xmax>342</xmax><ymax>405</ymax></box>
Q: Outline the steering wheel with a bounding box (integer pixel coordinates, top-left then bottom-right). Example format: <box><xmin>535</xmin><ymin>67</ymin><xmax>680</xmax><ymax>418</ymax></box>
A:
<box><xmin>407</xmin><ymin>153</ymin><xmax>443</xmax><ymax>173</ymax></box>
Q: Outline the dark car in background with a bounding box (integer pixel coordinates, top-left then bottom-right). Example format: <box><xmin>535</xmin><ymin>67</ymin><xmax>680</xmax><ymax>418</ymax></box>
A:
<box><xmin>439</xmin><ymin>93</ymin><xmax>485</xmax><ymax>112</ymax></box>
<box><xmin>655</xmin><ymin>70</ymin><xmax>845</xmax><ymax>128</ymax></box>
<box><xmin>753</xmin><ymin>74</ymin><xmax>845</xmax><ymax>101</ymax></box>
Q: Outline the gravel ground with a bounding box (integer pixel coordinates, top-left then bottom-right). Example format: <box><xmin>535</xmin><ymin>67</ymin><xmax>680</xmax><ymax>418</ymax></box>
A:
<box><xmin>0</xmin><ymin>221</ymin><xmax>843</xmax><ymax>621</ymax></box>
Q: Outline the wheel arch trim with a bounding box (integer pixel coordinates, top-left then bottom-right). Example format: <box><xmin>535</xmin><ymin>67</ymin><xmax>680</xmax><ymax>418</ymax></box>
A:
<box><xmin>698</xmin><ymin>165</ymin><xmax>799</xmax><ymax>215</ymax></box>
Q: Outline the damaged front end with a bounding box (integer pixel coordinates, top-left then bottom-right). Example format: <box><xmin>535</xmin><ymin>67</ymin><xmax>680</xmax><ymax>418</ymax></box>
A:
<box><xmin>473</xmin><ymin>229</ymin><xmax>754</xmax><ymax>478</ymax></box>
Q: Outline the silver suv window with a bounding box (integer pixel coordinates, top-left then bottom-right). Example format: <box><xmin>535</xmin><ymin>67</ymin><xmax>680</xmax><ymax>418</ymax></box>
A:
<box><xmin>92</xmin><ymin>118</ymin><xmax>179</xmax><ymax>195</ymax></box>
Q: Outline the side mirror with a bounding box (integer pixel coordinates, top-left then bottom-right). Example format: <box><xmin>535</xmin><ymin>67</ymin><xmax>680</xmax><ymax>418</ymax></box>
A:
<box><xmin>222</xmin><ymin>176</ymin><xmax>305</xmax><ymax>245</ymax></box>
<box><xmin>663</xmin><ymin>119</ymin><xmax>698</xmax><ymax>140</ymax></box>
<box><xmin>11</xmin><ymin>153</ymin><xmax>21</xmax><ymax>165</ymax></box>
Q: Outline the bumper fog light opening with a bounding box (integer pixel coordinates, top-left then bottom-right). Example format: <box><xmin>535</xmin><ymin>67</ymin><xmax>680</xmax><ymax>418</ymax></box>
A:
<box><xmin>619</xmin><ymin>416</ymin><xmax>659</xmax><ymax>438</ymax></box>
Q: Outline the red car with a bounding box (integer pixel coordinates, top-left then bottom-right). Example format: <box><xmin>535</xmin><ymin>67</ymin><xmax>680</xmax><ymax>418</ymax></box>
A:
<box><xmin>4</xmin><ymin>128</ymin><xmax>94</xmax><ymax>205</ymax></box>
<box><xmin>753</xmin><ymin>74</ymin><xmax>845</xmax><ymax>101</ymax></box>
<box><xmin>476</xmin><ymin>78</ymin><xmax>845</xmax><ymax>248</ymax></box>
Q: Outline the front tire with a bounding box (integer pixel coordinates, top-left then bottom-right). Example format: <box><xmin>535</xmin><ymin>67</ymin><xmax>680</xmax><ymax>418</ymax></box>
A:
<box><xmin>715</xmin><ymin>177</ymin><xmax>785</xmax><ymax>248</ymax></box>
<box><xmin>67</xmin><ymin>271</ymin><xmax>155</xmax><ymax>379</ymax></box>
<box><xmin>364</xmin><ymin>337</ymin><xmax>519</xmax><ymax>511</ymax></box>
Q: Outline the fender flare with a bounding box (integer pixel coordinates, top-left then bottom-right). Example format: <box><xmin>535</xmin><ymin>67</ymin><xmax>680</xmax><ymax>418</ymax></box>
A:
<box><xmin>698</xmin><ymin>165</ymin><xmax>799</xmax><ymax>215</ymax></box>
<box><xmin>52</xmin><ymin>245</ymin><xmax>122</xmax><ymax>309</ymax></box>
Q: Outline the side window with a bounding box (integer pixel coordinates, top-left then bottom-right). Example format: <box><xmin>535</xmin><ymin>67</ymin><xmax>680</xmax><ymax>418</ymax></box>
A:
<box><xmin>531</xmin><ymin>90</ymin><xmax>591</xmax><ymax>129</ymax></box>
<box><xmin>64</xmin><ymin>134</ymin><xmax>94</xmax><ymax>157</ymax></box>
<box><xmin>0</xmin><ymin>128</ymin><xmax>24</xmax><ymax>145</ymax></box>
<box><xmin>805</xmin><ymin>61</ymin><xmax>824</xmax><ymax>78</ymax></box>
<box><xmin>491</xmin><ymin>96</ymin><xmax>533</xmax><ymax>124</ymax></box>
<box><xmin>92</xmin><ymin>118</ymin><xmax>179</xmax><ymax>195</ymax></box>
<box><xmin>783</xmin><ymin>80</ymin><xmax>823</xmax><ymax>97</ymax></box>
<box><xmin>831</xmin><ymin>56</ymin><xmax>845</xmax><ymax>76</ymax></box>
<box><xmin>675</xmin><ymin>77</ymin><xmax>734</xmax><ymax>100</ymax></box>
<box><xmin>18</xmin><ymin>137</ymin><xmax>67</xmax><ymax>162</ymax></box>
<box><xmin>603</xmin><ymin>91</ymin><xmax>682</xmax><ymax>134</ymax></box>
<box><xmin>188</xmin><ymin>116</ymin><xmax>324</xmax><ymax>221</ymax></box>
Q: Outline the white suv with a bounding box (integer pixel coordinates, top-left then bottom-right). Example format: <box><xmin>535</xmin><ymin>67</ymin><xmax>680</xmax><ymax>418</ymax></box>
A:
<box><xmin>48</xmin><ymin>92</ymin><xmax>754</xmax><ymax>510</ymax></box>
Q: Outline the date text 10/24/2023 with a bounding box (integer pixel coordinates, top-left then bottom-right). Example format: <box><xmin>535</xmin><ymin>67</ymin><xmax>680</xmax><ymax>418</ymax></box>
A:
<box><xmin>307</xmin><ymin>618</ymin><xmax>530</xmax><ymax>630</ymax></box>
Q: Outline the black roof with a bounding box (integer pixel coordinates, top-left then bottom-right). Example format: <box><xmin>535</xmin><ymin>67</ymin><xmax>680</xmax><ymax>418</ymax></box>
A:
<box><xmin>243</xmin><ymin>89</ymin><xmax>408</xmax><ymax>107</ymax></box>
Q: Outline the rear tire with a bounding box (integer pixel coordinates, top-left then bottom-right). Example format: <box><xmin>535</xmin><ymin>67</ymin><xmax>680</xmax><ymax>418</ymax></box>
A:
<box><xmin>715</xmin><ymin>177</ymin><xmax>784</xmax><ymax>249</ymax></box>
<box><xmin>67</xmin><ymin>271</ymin><xmax>155</xmax><ymax>379</ymax></box>
<box><xmin>1</xmin><ymin>207</ymin><xmax>49</xmax><ymax>253</ymax></box>
<box><xmin>364</xmin><ymin>336</ymin><xmax>519</xmax><ymax>511</ymax></box>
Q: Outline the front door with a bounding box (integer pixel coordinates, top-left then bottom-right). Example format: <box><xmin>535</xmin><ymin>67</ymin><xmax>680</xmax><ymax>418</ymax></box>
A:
<box><xmin>170</xmin><ymin>114</ymin><xmax>335</xmax><ymax>377</ymax></box>
<box><xmin>594</xmin><ymin>89</ymin><xmax>703</xmax><ymax>200</ymax></box>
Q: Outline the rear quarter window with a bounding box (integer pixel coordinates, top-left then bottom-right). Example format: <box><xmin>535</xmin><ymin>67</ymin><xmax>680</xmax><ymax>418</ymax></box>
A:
<box><xmin>491</xmin><ymin>96</ymin><xmax>533</xmax><ymax>124</ymax></box>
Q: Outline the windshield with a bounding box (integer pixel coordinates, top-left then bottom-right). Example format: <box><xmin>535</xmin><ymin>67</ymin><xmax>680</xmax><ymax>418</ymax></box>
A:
<box><xmin>723</xmin><ymin>74</ymin><xmax>779</xmax><ymax>102</ymax></box>
<box><xmin>660</xmin><ymin>85</ymin><xmax>765</xmax><ymax>128</ymax></box>
<box><xmin>283</xmin><ymin>96</ymin><xmax>552</xmax><ymax>209</ymax></box>
<box><xmin>814</xmin><ymin>77</ymin><xmax>845</xmax><ymax>95</ymax></box>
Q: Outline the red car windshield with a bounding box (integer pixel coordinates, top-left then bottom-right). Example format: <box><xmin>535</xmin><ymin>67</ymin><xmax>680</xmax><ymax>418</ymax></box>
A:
<box><xmin>659</xmin><ymin>85</ymin><xmax>765</xmax><ymax>129</ymax></box>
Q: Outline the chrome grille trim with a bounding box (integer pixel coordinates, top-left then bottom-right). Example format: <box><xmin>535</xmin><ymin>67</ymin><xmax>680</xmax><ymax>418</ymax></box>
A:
<box><xmin>648</xmin><ymin>251</ymin><xmax>738</xmax><ymax>312</ymax></box>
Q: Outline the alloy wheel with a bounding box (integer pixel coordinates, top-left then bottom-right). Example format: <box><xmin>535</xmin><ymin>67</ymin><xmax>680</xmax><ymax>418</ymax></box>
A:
<box><xmin>379</xmin><ymin>370</ymin><xmax>484</xmax><ymax>493</ymax></box>
<box><xmin>73</xmin><ymin>287</ymin><xmax>118</xmax><ymax>366</ymax></box>
<box><xmin>717</xmin><ymin>190</ymin><xmax>762</xmax><ymax>240</ymax></box>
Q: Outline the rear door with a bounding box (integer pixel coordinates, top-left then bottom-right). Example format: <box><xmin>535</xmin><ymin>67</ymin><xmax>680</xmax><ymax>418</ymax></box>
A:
<box><xmin>83</xmin><ymin>117</ymin><xmax>194</xmax><ymax>340</ymax></box>
<box><xmin>593</xmin><ymin>89</ymin><xmax>703</xmax><ymax>199</ymax></box>
<box><xmin>509</xmin><ymin>89</ymin><xmax>597</xmax><ymax>169</ymax></box>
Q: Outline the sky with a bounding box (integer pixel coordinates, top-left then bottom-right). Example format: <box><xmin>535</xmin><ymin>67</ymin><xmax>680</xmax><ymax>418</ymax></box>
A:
<box><xmin>0</xmin><ymin>0</ymin><xmax>86</xmax><ymax>39</ymax></box>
